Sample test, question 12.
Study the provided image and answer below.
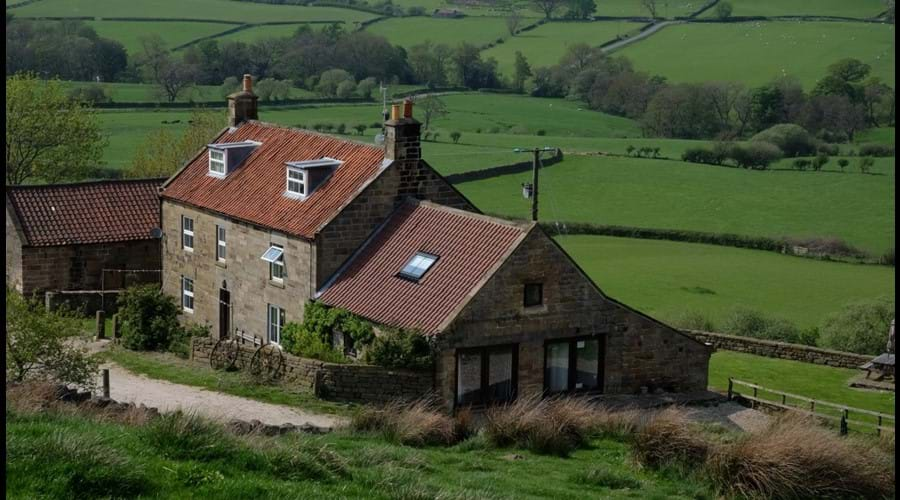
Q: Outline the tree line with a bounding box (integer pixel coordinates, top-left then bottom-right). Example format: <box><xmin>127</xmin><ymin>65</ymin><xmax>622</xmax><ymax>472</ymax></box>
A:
<box><xmin>528</xmin><ymin>44</ymin><xmax>895</xmax><ymax>142</ymax></box>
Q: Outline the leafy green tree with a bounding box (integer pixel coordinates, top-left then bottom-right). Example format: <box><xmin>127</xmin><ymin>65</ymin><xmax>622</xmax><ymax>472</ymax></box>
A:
<box><xmin>362</xmin><ymin>327</ymin><xmax>434</xmax><ymax>370</ymax></box>
<box><xmin>567</xmin><ymin>0</ymin><xmax>596</xmax><ymax>19</ymax></box>
<box><xmin>125</xmin><ymin>108</ymin><xmax>224</xmax><ymax>179</ymax></box>
<box><xmin>837</xmin><ymin>158</ymin><xmax>849</xmax><ymax>171</ymax></box>
<box><xmin>450</xmin><ymin>131</ymin><xmax>462</xmax><ymax>143</ymax></box>
<box><xmin>6</xmin><ymin>290</ymin><xmax>99</xmax><ymax>386</ymax></box>
<box><xmin>6</xmin><ymin>73</ymin><xmax>107</xmax><ymax>185</ymax></box>
<box><xmin>513</xmin><ymin>51</ymin><xmax>532</xmax><ymax>93</ymax></box>
<box><xmin>354</xmin><ymin>123</ymin><xmax>368</xmax><ymax>135</ymax></box>
<box><xmin>316</xmin><ymin>69</ymin><xmax>354</xmax><ymax>98</ymax></box>
<box><xmin>716</xmin><ymin>1</ymin><xmax>733</xmax><ymax>18</ymax></box>
<box><xmin>532</xmin><ymin>0</ymin><xmax>565</xmax><ymax>19</ymax></box>
<box><xmin>819</xmin><ymin>297</ymin><xmax>894</xmax><ymax>355</ymax></box>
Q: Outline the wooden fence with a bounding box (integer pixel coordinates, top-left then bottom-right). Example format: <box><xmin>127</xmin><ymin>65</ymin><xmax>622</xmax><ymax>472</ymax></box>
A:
<box><xmin>728</xmin><ymin>378</ymin><xmax>895</xmax><ymax>436</ymax></box>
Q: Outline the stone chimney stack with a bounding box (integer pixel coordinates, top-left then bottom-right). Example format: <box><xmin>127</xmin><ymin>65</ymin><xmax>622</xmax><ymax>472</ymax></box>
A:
<box><xmin>383</xmin><ymin>99</ymin><xmax>421</xmax><ymax>162</ymax></box>
<box><xmin>227</xmin><ymin>74</ymin><xmax>258</xmax><ymax>127</ymax></box>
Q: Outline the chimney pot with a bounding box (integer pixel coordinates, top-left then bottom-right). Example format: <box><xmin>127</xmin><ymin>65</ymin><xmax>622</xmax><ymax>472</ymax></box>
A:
<box><xmin>403</xmin><ymin>99</ymin><xmax>413</xmax><ymax>118</ymax></box>
<box><xmin>391</xmin><ymin>103</ymin><xmax>401</xmax><ymax>121</ymax></box>
<box><xmin>242</xmin><ymin>74</ymin><xmax>253</xmax><ymax>92</ymax></box>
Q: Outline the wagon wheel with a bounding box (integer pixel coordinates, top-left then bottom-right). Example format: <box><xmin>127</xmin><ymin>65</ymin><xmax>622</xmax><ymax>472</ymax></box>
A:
<box><xmin>249</xmin><ymin>344</ymin><xmax>285</xmax><ymax>382</ymax></box>
<box><xmin>210</xmin><ymin>339</ymin><xmax>239</xmax><ymax>371</ymax></box>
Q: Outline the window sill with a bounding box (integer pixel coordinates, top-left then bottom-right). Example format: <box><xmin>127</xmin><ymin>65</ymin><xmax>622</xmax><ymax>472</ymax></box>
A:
<box><xmin>521</xmin><ymin>304</ymin><xmax>548</xmax><ymax>315</ymax></box>
<box><xmin>215</xmin><ymin>260</ymin><xmax>227</xmax><ymax>269</ymax></box>
<box><xmin>183</xmin><ymin>308</ymin><xmax>194</xmax><ymax>314</ymax></box>
<box><xmin>268</xmin><ymin>279</ymin><xmax>285</xmax><ymax>289</ymax></box>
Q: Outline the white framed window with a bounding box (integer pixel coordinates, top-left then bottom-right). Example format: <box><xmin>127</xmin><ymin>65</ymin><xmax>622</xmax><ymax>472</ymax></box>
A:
<box><xmin>209</xmin><ymin>148</ymin><xmax>226</xmax><ymax>176</ymax></box>
<box><xmin>286</xmin><ymin>168</ymin><xmax>306</xmax><ymax>197</ymax></box>
<box><xmin>182</xmin><ymin>277</ymin><xmax>194</xmax><ymax>313</ymax></box>
<box><xmin>181</xmin><ymin>216</ymin><xmax>194</xmax><ymax>251</ymax></box>
<box><xmin>216</xmin><ymin>225</ymin><xmax>226</xmax><ymax>262</ymax></box>
<box><xmin>268</xmin><ymin>304</ymin><xmax>285</xmax><ymax>345</ymax></box>
<box><xmin>261</xmin><ymin>244</ymin><xmax>285</xmax><ymax>282</ymax></box>
<box><xmin>398</xmin><ymin>252</ymin><xmax>438</xmax><ymax>281</ymax></box>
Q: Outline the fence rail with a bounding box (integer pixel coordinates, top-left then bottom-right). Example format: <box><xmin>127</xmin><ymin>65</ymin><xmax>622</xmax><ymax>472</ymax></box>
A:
<box><xmin>727</xmin><ymin>378</ymin><xmax>895</xmax><ymax>436</ymax></box>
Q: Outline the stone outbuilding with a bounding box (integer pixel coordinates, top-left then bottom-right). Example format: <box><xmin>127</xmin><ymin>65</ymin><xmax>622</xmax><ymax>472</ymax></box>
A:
<box><xmin>6</xmin><ymin>178</ymin><xmax>164</xmax><ymax>305</ymax></box>
<box><xmin>160</xmin><ymin>75</ymin><xmax>711</xmax><ymax>409</ymax></box>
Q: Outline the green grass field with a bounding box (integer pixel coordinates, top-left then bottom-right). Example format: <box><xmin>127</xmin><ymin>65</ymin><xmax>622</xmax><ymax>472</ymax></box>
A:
<box><xmin>9</xmin><ymin>0</ymin><xmax>374</xmax><ymax>23</ymax></box>
<box><xmin>457</xmin><ymin>154</ymin><xmax>895</xmax><ymax>253</ymax></box>
<box><xmin>620</xmin><ymin>21</ymin><xmax>896</xmax><ymax>88</ymax></box>
<box><xmin>700</xmin><ymin>0</ymin><xmax>886</xmax><ymax>19</ymax></box>
<box><xmin>708</xmin><ymin>351</ymin><xmax>895</xmax><ymax>415</ymax></box>
<box><xmin>366</xmin><ymin>16</ymin><xmax>511</xmax><ymax>50</ymax></box>
<box><xmin>484</xmin><ymin>21</ymin><xmax>644</xmax><ymax>77</ymax></box>
<box><xmin>556</xmin><ymin>235</ymin><xmax>895</xmax><ymax>329</ymax></box>
<box><xmin>856</xmin><ymin>127</ymin><xmax>896</xmax><ymax>144</ymax></box>
<box><xmin>207</xmin><ymin>23</ymin><xmax>312</xmax><ymax>45</ymax></box>
<box><xmin>84</xmin><ymin>20</ymin><xmax>232</xmax><ymax>54</ymax></box>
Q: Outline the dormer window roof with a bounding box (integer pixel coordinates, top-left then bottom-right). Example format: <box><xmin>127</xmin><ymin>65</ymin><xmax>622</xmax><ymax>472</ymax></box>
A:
<box><xmin>284</xmin><ymin>157</ymin><xmax>342</xmax><ymax>199</ymax></box>
<box><xmin>207</xmin><ymin>140</ymin><xmax>261</xmax><ymax>178</ymax></box>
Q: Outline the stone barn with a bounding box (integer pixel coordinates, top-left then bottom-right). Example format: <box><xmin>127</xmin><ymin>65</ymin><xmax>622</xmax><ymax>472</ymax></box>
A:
<box><xmin>6</xmin><ymin>178</ymin><xmax>164</xmax><ymax>309</ymax></box>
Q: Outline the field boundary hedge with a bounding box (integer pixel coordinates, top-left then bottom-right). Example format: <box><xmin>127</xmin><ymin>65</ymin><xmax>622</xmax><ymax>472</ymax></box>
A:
<box><xmin>444</xmin><ymin>148</ymin><xmax>564</xmax><ymax>183</ymax></box>
<box><xmin>535</xmin><ymin>221</ymin><xmax>888</xmax><ymax>265</ymax></box>
<box><xmin>93</xmin><ymin>96</ymin><xmax>372</xmax><ymax>109</ymax></box>
<box><xmin>682</xmin><ymin>330</ymin><xmax>873</xmax><ymax>368</ymax></box>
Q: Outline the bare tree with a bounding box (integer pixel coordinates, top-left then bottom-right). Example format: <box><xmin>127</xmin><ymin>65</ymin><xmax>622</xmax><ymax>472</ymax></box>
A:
<box><xmin>506</xmin><ymin>9</ymin><xmax>522</xmax><ymax>36</ymax></box>
<box><xmin>642</xmin><ymin>0</ymin><xmax>659</xmax><ymax>18</ymax></box>
<box><xmin>416</xmin><ymin>95</ymin><xmax>449</xmax><ymax>130</ymax></box>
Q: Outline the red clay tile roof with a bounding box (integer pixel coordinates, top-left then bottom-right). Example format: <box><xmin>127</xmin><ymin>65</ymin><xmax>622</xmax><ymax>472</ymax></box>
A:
<box><xmin>317</xmin><ymin>200</ymin><xmax>531</xmax><ymax>335</ymax></box>
<box><xmin>160</xmin><ymin>121</ymin><xmax>386</xmax><ymax>239</ymax></box>
<box><xmin>6</xmin><ymin>178</ymin><xmax>164</xmax><ymax>247</ymax></box>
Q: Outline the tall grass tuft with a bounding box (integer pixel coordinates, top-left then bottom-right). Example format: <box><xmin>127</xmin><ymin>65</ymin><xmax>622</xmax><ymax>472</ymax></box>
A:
<box><xmin>141</xmin><ymin>411</ymin><xmax>240</xmax><ymax>461</ymax></box>
<box><xmin>350</xmin><ymin>398</ymin><xmax>472</xmax><ymax>446</ymax></box>
<box><xmin>632</xmin><ymin>407</ymin><xmax>710</xmax><ymax>467</ymax></box>
<box><xmin>482</xmin><ymin>395</ymin><xmax>641</xmax><ymax>456</ymax></box>
<box><xmin>7</xmin><ymin>431</ymin><xmax>151</xmax><ymax>498</ymax></box>
<box><xmin>705</xmin><ymin>414</ymin><xmax>895</xmax><ymax>499</ymax></box>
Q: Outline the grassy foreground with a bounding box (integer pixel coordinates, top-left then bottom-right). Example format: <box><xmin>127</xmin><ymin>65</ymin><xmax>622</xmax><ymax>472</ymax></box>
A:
<box><xmin>6</xmin><ymin>407</ymin><xmax>712</xmax><ymax>499</ymax></box>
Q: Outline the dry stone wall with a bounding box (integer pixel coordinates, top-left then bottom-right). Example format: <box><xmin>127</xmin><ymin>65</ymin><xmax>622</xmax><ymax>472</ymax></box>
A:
<box><xmin>683</xmin><ymin>330</ymin><xmax>872</xmax><ymax>368</ymax></box>
<box><xmin>191</xmin><ymin>338</ymin><xmax>433</xmax><ymax>404</ymax></box>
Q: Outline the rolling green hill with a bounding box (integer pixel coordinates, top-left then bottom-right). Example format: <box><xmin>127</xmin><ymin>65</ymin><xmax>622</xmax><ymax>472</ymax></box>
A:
<box><xmin>620</xmin><ymin>21</ymin><xmax>896</xmax><ymax>88</ymax></box>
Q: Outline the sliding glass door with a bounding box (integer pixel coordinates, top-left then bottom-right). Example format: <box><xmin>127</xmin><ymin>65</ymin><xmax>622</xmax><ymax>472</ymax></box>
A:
<box><xmin>544</xmin><ymin>337</ymin><xmax>604</xmax><ymax>394</ymax></box>
<box><xmin>456</xmin><ymin>345</ymin><xmax>518</xmax><ymax>406</ymax></box>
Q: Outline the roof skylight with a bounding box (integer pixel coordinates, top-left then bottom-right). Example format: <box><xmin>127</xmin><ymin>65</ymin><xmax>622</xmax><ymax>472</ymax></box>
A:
<box><xmin>398</xmin><ymin>252</ymin><xmax>438</xmax><ymax>281</ymax></box>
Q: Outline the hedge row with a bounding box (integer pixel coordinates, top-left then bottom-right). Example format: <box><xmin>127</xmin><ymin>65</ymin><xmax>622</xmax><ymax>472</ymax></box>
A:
<box><xmin>538</xmin><ymin>221</ymin><xmax>887</xmax><ymax>264</ymax></box>
<box><xmin>93</xmin><ymin>96</ymin><xmax>372</xmax><ymax>109</ymax></box>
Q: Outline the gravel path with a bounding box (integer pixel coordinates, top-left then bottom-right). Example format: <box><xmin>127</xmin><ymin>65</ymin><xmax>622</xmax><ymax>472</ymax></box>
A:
<box><xmin>602</xmin><ymin>20</ymin><xmax>685</xmax><ymax>53</ymax></box>
<box><xmin>100</xmin><ymin>362</ymin><xmax>345</xmax><ymax>429</ymax></box>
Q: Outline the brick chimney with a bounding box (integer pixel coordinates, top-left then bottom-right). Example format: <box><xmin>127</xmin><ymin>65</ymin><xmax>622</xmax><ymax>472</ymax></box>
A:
<box><xmin>227</xmin><ymin>74</ymin><xmax>258</xmax><ymax>127</ymax></box>
<box><xmin>383</xmin><ymin>99</ymin><xmax>420</xmax><ymax>162</ymax></box>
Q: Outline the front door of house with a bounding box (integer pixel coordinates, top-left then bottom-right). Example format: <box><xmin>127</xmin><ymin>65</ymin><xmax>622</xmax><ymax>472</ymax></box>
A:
<box><xmin>456</xmin><ymin>345</ymin><xmax>518</xmax><ymax>407</ymax></box>
<box><xmin>219</xmin><ymin>288</ymin><xmax>230</xmax><ymax>339</ymax></box>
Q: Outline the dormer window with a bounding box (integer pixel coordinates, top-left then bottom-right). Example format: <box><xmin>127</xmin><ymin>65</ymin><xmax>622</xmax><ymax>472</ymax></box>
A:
<box><xmin>398</xmin><ymin>252</ymin><xmax>438</xmax><ymax>282</ymax></box>
<box><xmin>207</xmin><ymin>140</ymin><xmax>260</xmax><ymax>178</ymax></box>
<box><xmin>284</xmin><ymin>158</ymin><xmax>342</xmax><ymax>199</ymax></box>
<box><xmin>209</xmin><ymin>149</ymin><xmax>226</xmax><ymax>176</ymax></box>
<box><xmin>286</xmin><ymin>168</ymin><xmax>306</xmax><ymax>197</ymax></box>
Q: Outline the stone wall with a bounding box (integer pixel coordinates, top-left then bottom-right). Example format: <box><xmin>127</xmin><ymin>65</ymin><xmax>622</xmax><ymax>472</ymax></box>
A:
<box><xmin>683</xmin><ymin>330</ymin><xmax>872</xmax><ymax>368</ymax></box>
<box><xmin>162</xmin><ymin>201</ymin><xmax>314</xmax><ymax>341</ymax></box>
<box><xmin>191</xmin><ymin>338</ymin><xmax>433</xmax><ymax>404</ymax></box>
<box><xmin>437</xmin><ymin>227</ymin><xmax>711</xmax><ymax>409</ymax></box>
<box><xmin>16</xmin><ymin>239</ymin><xmax>160</xmax><ymax>297</ymax></box>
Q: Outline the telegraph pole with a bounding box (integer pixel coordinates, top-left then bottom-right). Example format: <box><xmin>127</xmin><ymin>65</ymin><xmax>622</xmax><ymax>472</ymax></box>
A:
<box><xmin>514</xmin><ymin>147</ymin><xmax>556</xmax><ymax>222</ymax></box>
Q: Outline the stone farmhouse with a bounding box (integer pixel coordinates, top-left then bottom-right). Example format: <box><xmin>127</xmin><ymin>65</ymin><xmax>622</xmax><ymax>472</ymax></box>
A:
<box><xmin>6</xmin><ymin>179</ymin><xmax>164</xmax><ymax>306</ymax></box>
<box><xmin>160</xmin><ymin>75</ymin><xmax>710</xmax><ymax>408</ymax></box>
